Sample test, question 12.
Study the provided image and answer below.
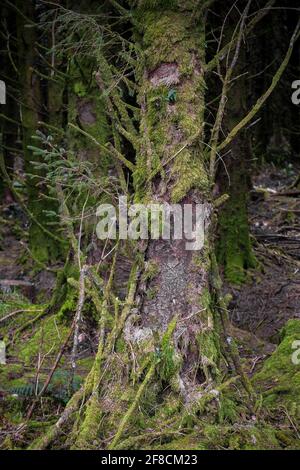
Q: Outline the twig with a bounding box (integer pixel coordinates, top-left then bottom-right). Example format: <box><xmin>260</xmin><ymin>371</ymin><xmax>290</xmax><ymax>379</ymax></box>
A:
<box><xmin>0</xmin><ymin>152</ymin><xmax>66</xmax><ymax>245</ymax></box>
<box><xmin>0</xmin><ymin>308</ymin><xmax>43</xmax><ymax>325</ymax></box>
<box><xmin>217</xmin><ymin>18</ymin><xmax>300</xmax><ymax>152</ymax></box>
<box><xmin>68</xmin><ymin>123</ymin><xmax>135</xmax><ymax>172</ymax></box>
<box><xmin>71</xmin><ymin>265</ymin><xmax>87</xmax><ymax>379</ymax></box>
<box><xmin>26</xmin><ymin>314</ymin><xmax>78</xmax><ymax>422</ymax></box>
<box><xmin>108</xmin><ymin>361</ymin><xmax>156</xmax><ymax>449</ymax></box>
<box><xmin>209</xmin><ymin>1</ymin><xmax>251</xmax><ymax>178</ymax></box>
<box><xmin>205</xmin><ymin>0</ymin><xmax>275</xmax><ymax>72</ymax></box>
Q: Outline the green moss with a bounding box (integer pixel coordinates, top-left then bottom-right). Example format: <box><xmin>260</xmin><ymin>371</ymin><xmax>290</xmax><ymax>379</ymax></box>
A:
<box><xmin>74</xmin><ymin>395</ymin><xmax>102</xmax><ymax>449</ymax></box>
<box><xmin>15</xmin><ymin>315</ymin><xmax>69</xmax><ymax>366</ymax></box>
<box><xmin>157</xmin><ymin>317</ymin><xmax>181</xmax><ymax>383</ymax></box>
<box><xmin>76</xmin><ymin>356</ymin><xmax>95</xmax><ymax>373</ymax></box>
<box><xmin>0</xmin><ymin>364</ymin><xmax>25</xmax><ymax>390</ymax></box>
<box><xmin>56</xmin><ymin>286</ymin><xmax>77</xmax><ymax>320</ymax></box>
<box><xmin>138</xmin><ymin>0</ymin><xmax>177</xmax><ymax>11</ymax></box>
<box><xmin>73</xmin><ymin>81</ymin><xmax>87</xmax><ymax>97</ymax></box>
<box><xmin>200</xmin><ymin>423</ymin><xmax>282</xmax><ymax>450</ymax></box>
<box><xmin>253</xmin><ymin>319</ymin><xmax>300</xmax><ymax>415</ymax></box>
<box><xmin>195</xmin><ymin>288</ymin><xmax>219</xmax><ymax>380</ymax></box>
<box><xmin>170</xmin><ymin>151</ymin><xmax>209</xmax><ymax>203</ymax></box>
<box><xmin>150</xmin><ymin>421</ymin><xmax>286</xmax><ymax>450</ymax></box>
<box><xmin>218</xmin><ymin>394</ymin><xmax>238</xmax><ymax>424</ymax></box>
<box><xmin>134</xmin><ymin>6</ymin><xmax>207</xmax><ymax>203</ymax></box>
<box><xmin>152</xmin><ymin>433</ymin><xmax>200</xmax><ymax>450</ymax></box>
<box><xmin>142</xmin><ymin>260</ymin><xmax>160</xmax><ymax>282</ymax></box>
<box><xmin>217</xmin><ymin>191</ymin><xmax>256</xmax><ymax>284</ymax></box>
<box><xmin>146</xmin><ymin>287</ymin><xmax>158</xmax><ymax>300</ymax></box>
<box><xmin>0</xmin><ymin>297</ymin><xmax>43</xmax><ymax>338</ymax></box>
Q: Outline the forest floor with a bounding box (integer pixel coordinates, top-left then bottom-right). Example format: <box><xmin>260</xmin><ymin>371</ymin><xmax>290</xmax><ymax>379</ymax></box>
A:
<box><xmin>225</xmin><ymin>163</ymin><xmax>300</xmax><ymax>373</ymax></box>
<box><xmin>1</xmin><ymin>162</ymin><xmax>300</xmax><ymax>449</ymax></box>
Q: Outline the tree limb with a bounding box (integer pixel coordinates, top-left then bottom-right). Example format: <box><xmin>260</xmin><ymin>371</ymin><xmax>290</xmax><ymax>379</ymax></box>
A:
<box><xmin>217</xmin><ymin>18</ymin><xmax>300</xmax><ymax>153</ymax></box>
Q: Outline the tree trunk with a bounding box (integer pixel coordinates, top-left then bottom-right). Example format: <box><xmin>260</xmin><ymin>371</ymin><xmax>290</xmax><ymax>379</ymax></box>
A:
<box><xmin>217</xmin><ymin>12</ymin><xmax>256</xmax><ymax>284</ymax></box>
<box><xmin>131</xmin><ymin>0</ymin><xmax>220</xmax><ymax>389</ymax></box>
<box><xmin>17</xmin><ymin>0</ymin><xmax>58</xmax><ymax>263</ymax></box>
<box><xmin>63</xmin><ymin>1</ymin><xmax>224</xmax><ymax>451</ymax></box>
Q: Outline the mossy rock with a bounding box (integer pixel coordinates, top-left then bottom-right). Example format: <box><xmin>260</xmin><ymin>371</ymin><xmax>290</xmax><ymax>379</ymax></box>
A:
<box><xmin>253</xmin><ymin>319</ymin><xmax>300</xmax><ymax>416</ymax></box>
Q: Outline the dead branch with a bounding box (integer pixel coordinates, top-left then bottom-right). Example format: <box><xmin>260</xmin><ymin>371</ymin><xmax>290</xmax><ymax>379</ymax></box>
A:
<box><xmin>217</xmin><ymin>18</ymin><xmax>300</xmax><ymax>153</ymax></box>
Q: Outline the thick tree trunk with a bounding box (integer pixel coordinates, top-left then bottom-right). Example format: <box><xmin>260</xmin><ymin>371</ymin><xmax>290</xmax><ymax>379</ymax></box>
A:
<box><xmin>65</xmin><ymin>1</ymin><xmax>224</xmax><ymax>451</ymax></box>
<box><xmin>131</xmin><ymin>0</ymin><xmax>220</xmax><ymax>392</ymax></box>
<box><xmin>27</xmin><ymin>1</ymin><xmax>258</xmax><ymax>451</ymax></box>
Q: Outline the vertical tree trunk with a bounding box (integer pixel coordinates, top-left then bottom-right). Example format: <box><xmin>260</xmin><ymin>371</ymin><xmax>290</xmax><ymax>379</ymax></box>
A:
<box><xmin>0</xmin><ymin>4</ymin><xmax>18</xmax><ymax>203</ymax></box>
<box><xmin>217</xmin><ymin>13</ymin><xmax>256</xmax><ymax>284</ymax></box>
<box><xmin>131</xmin><ymin>0</ymin><xmax>220</xmax><ymax>391</ymax></box>
<box><xmin>67</xmin><ymin>1</ymin><xmax>224</xmax><ymax>451</ymax></box>
<box><xmin>17</xmin><ymin>0</ymin><xmax>58</xmax><ymax>263</ymax></box>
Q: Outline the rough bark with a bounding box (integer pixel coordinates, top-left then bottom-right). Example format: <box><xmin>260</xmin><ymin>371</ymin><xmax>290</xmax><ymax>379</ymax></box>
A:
<box><xmin>130</xmin><ymin>0</ymin><xmax>220</xmax><ymax>393</ymax></box>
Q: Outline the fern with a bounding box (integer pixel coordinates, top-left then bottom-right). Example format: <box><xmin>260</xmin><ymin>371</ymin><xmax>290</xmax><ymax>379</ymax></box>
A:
<box><xmin>10</xmin><ymin>370</ymin><xmax>83</xmax><ymax>404</ymax></box>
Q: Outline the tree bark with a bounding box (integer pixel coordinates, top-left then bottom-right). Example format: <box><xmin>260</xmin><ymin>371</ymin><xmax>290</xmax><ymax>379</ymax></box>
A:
<box><xmin>130</xmin><ymin>0</ymin><xmax>220</xmax><ymax>393</ymax></box>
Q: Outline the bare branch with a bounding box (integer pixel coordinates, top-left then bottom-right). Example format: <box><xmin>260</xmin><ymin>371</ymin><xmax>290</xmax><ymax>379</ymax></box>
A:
<box><xmin>217</xmin><ymin>18</ymin><xmax>300</xmax><ymax>153</ymax></box>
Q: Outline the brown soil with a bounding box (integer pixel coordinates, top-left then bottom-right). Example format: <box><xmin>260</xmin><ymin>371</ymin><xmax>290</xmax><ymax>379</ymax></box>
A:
<box><xmin>227</xmin><ymin>164</ymin><xmax>300</xmax><ymax>343</ymax></box>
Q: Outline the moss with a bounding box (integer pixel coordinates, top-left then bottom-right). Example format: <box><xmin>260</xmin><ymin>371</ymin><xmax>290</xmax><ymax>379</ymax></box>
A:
<box><xmin>229</xmin><ymin>426</ymin><xmax>279</xmax><ymax>450</ymax></box>
<box><xmin>15</xmin><ymin>315</ymin><xmax>69</xmax><ymax>366</ymax></box>
<box><xmin>115</xmin><ymin>337</ymin><xmax>127</xmax><ymax>354</ymax></box>
<box><xmin>73</xmin><ymin>81</ymin><xmax>87</xmax><ymax>97</ymax></box>
<box><xmin>253</xmin><ymin>319</ymin><xmax>300</xmax><ymax>415</ymax></box>
<box><xmin>150</xmin><ymin>421</ymin><xmax>285</xmax><ymax>450</ymax></box>
<box><xmin>73</xmin><ymin>395</ymin><xmax>102</xmax><ymax>449</ymax></box>
<box><xmin>170</xmin><ymin>150</ymin><xmax>209</xmax><ymax>203</ymax></box>
<box><xmin>56</xmin><ymin>286</ymin><xmax>77</xmax><ymax>320</ymax></box>
<box><xmin>138</xmin><ymin>0</ymin><xmax>177</xmax><ymax>11</ymax></box>
<box><xmin>0</xmin><ymin>296</ymin><xmax>43</xmax><ymax>338</ymax></box>
<box><xmin>76</xmin><ymin>357</ymin><xmax>95</xmax><ymax>373</ymax></box>
<box><xmin>218</xmin><ymin>394</ymin><xmax>238</xmax><ymax>424</ymax></box>
<box><xmin>160</xmin><ymin>394</ymin><xmax>182</xmax><ymax>419</ymax></box>
<box><xmin>200</xmin><ymin>423</ymin><xmax>282</xmax><ymax>450</ymax></box>
<box><xmin>146</xmin><ymin>287</ymin><xmax>158</xmax><ymax>300</ymax></box>
<box><xmin>157</xmin><ymin>317</ymin><xmax>181</xmax><ymax>383</ymax></box>
<box><xmin>151</xmin><ymin>433</ymin><xmax>200</xmax><ymax>450</ymax></box>
<box><xmin>217</xmin><ymin>190</ymin><xmax>256</xmax><ymax>284</ymax></box>
<box><xmin>196</xmin><ymin>288</ymin><xmax>219</xmax><ymax>380</ymax></box>
<box><xmin>142</xmin><ymin>260</ymin><xmax>160</xmax><ymax>282</ymax></box>
<box><xmin>0</xmin><ymin>364</ymin><xmax>25</xmax><ymax>390</ymax></box>
<box><xmin>134</xmin><ymin>5</ymin><xmax>208</xmax><ymax>203</ymax></box>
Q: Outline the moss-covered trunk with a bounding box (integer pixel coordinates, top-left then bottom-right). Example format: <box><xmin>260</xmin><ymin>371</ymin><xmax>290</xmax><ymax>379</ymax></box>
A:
<box><xmin>29</xmin><ymin>1</ymin><xmax>252</xmax><ymax>451</ymax></box>
<box><xmin>131</xmin><ymin>1</ymin><xmax>220</xmax><ymax>387</ymax></box>
<box><xmin>217</xmin><ymin>13</ymin><xmax>256</xmax><ymax>284</ymax></box>
<box><xmin>0</xmin><ymin>4</ymin><xmax>18</xmax><ymax>203</ymax></box>
<box><xmin>38</xmin><ymin>1</ymin><xmax>224</xmax><ymax>451</ymax></box>
<box><xmin>17</xmin><ymin>0</ymin><xmax>59</xmax><ymax>263</ymax></box>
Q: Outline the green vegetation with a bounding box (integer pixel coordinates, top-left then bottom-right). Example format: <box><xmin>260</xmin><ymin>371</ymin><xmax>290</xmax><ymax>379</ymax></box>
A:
<box><xmin>0</xmin><ymin>0</ymin><xmax>299</xmax><ymax>452</ymax></box>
